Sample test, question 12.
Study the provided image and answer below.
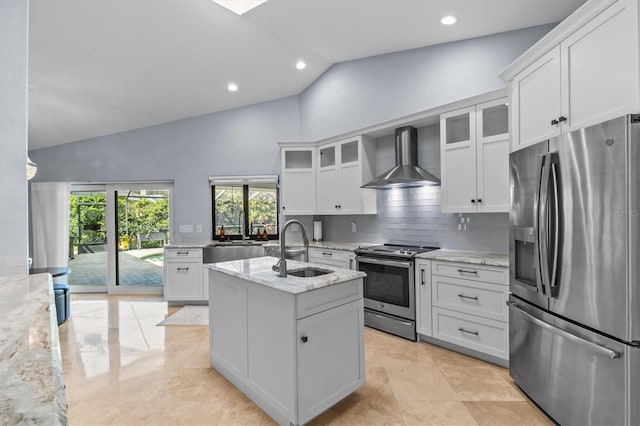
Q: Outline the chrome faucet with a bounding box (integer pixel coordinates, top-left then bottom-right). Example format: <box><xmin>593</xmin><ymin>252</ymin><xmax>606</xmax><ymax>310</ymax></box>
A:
<box><xmin>272</xmin><ymin>219</ymin><xmax>309</xmax><ymax>277</ymax></box>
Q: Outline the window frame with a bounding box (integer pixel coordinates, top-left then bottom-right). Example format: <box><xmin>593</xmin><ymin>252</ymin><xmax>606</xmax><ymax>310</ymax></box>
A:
<box><xmin>211</xmin><ymin>183</ymin><xmax>280</xmax><ymax>240</ymax></box>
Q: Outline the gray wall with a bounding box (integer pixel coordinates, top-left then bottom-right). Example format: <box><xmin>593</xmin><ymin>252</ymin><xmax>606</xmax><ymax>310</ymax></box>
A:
<box><xmin>30</xmin><ymin>96</ymin><xmax>300</xmax><ymax>243</ymax></box>
<box><xmin>317</xmin><ymin>124</ymin><xmax>508</xmax><ymax>253</ymax></box>
<box><xmin>0</xmin><ymin>0</ymin><xmax>29</xmax><ymax>275</ymax></box>
<box><xmin>29</xmin><ymin>25</ymin><xmax>551</xmax><ymax>249</ymax></box>
<box><xmin>299</xmin><ymin>24</ymin><xmax>554</xmax><ymax>142</ymax></box>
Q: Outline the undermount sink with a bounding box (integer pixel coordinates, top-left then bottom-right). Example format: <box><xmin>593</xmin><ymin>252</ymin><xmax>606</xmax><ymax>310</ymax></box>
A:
<box><xmin>287</xmin><ymin>267</ymin><xmax>333</xmax><ymax>278</ymax></box>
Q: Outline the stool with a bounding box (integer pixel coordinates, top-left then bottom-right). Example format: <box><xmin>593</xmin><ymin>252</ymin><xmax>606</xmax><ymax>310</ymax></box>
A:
<box><xmin>53</xmin><ymin>283</ymin><xmax>70</xmax><ymax>324</ymax></box>
<box><xmin>54</xmin><ymin>289</ymin><xmax>65</xmax><ymax>325</ymax></box>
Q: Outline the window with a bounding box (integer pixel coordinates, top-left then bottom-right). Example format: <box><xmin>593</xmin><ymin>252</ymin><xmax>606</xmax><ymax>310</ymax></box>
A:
<box><xmin>211</xmin><ymin>176</ymin><xmax>279</xmax><ymax>240</ymax></box>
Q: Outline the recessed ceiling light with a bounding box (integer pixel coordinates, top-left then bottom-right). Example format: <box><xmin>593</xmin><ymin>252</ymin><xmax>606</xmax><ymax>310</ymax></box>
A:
<box><xmin>296</xmin><ymin>61</ymin><xmax>306</xmax><ymax>70</ymax></box>
<box><xmin>227</xmin><ymin>83</ymin><xmax>238</xmax><ymax>92</ymax></box>
<box><xmin>212</xmin><ymin>0</ymin><xmax>269</xmax><ymax>16</ymax></box>
<box><xmin>441</xmin><ymin>15</ymin><xmax>457</xmax><ymax>25</ymax></box>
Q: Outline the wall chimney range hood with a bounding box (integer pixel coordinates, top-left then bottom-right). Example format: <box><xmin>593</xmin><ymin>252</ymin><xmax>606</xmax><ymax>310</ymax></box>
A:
<box><xmin>362</xmin><ymin>126</ymin><xmax>440</xmax><ymax>189</ymax></box>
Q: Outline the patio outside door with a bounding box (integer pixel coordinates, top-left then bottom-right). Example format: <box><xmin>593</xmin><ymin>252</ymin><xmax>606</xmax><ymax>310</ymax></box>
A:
<box><xmin>68</xmin><ymin>183</ymin><xmax>173</xmax><ymax>294</ymax></box>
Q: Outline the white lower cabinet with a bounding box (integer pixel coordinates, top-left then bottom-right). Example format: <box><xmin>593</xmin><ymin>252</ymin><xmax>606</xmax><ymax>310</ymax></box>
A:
<box><xmin>209</xmin><ymin>271</ymin><xmax>365</xmax><ymax>425</ymax></box>
<box><xmin>416</xmin><ymin>259</ymin><xmax>509</xmax><ymax>363</ymax></box>
<box><xmin>308</xmin><ymin>247</ymin><xmax>356</xmax><ymax>270</ymax></box>
<box><xmin>164</xmin><ymin>248</ymin><xmax>204</xmax><ymax>302</ymax></box>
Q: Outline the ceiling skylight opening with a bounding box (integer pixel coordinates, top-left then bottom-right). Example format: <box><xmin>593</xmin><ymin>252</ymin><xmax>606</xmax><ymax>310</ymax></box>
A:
<box><xmin>296</xmin><ymin>60</ymin><xmax>306</xmax><ymax>70</ymax></box>
<box><xmin>212</xmin><ymin>0</ymin><xmax>269</xmax><ymax>15</ymax></box>
<box><xmin>441</xmin><ymin>15</ymin><xmax>457</xmax><ymax>25</ymax></box>
<box><xmin>227</xmin><ymin>83</ymin><xmax>238</xmax><ymax>92</ymax></box>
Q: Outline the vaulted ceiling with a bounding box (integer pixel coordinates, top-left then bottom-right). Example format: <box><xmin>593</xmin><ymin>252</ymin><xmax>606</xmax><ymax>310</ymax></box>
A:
<box><xmin>28</xmin><ymin>0</ymin><xmax>586</xmax><ymax>149</ymax></box>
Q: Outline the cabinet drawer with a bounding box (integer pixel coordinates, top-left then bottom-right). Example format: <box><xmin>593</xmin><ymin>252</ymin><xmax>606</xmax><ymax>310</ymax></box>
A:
<box><xmin>164</xmin><ymin>261</ymin><xmax>203</xmax><ymax>300</ymax></box>
<box><xmin>296</xmin><ymin>279</ymin><xmax>362</xmax><ymax>319</ymax></box>
<box><xmin>432</xmin><ymin>276</ymin><xmax>509</xmax><ymax>322</ymax></box>
<box><xmin>309</xmin><ymin>258</ymin><xmax>349</xmax><ymax>270</ymax></box>
<box><xmin>432</xmin><ymin>307</ymin><xmax>508</xmax><ymax>360</ymax></box>
<box><xmin>165</xmin><ymin>248</ymin><xmax>202</xmax><ymax>260</ymax></box>
<box><xmin>308</xmin><ymin>248</ymin><xmax>349</xmax><ymax>263</ymax></box>
<box><xmin>431</xmin><ymin>261</ymin><xmax>507</xmax><ymax>285</ymax></box>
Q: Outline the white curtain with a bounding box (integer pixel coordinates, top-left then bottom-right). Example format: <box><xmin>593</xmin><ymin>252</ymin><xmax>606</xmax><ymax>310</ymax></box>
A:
<box><xmin>31</xmin><ymin>182</ymin><xmax>71</xmax><ymax>270</ymax></box>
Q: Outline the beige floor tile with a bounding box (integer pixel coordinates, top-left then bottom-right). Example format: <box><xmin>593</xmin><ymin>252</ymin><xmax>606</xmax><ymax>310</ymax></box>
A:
<box><xmin>398</xmin><ymin>401</ymin><xmax>479</xmax><ymax>426</ymax></box>
<box><xmin>421</xmin><ymin>343</ymin><xmax>492</xmax><ymax>370</ymax></box>
<box><xmin>61</xmin><ymin>295</ymin><xmax>548</xmax><ymax>426</ymax></box>
<box><xmin>442</xmin><ymin>367</ymin><xmax>525</xmax><ymax>402</ymax></box>
<box><xmin>385</xmin><ymin>364</ymin><xmax>459</xmax><ymax>402</ymax></box>
<box><xmin>463</xmin><ymin>401</ymin><xmax>553</xmax><ymax>426</ymax></box>
<box><xmin>309</xmin><ymin>367</ymin><xmax>404</xmax><ymax>425</ymax></box>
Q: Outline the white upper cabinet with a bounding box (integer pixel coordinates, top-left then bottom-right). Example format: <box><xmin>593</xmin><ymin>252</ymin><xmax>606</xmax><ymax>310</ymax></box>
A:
<box><xmin>281</xmin><ymin>146</ymin><xmax>316</xmax><ymax>215</ymax></box>
<box><xmin>511</xmin><ymin>47</ymin><xmax>562</xmax><ymax>150</ymax></box>
<box><xmin>441</xmin><ymin>98</ymin><xmax>510</xmax><ymax>213</ymax></box>
<box><xmin>315</xmin><ymin>136</ymin><xmax>377</xmax><ymax>215</ymax></box>
<box><xmin>504</xmin><ymin>0</ymin><xmax>639</xmax><ymax>152</ymax></box>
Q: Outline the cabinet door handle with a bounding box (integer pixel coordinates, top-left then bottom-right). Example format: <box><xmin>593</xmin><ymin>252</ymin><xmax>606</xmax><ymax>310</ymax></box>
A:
<box><xmin>457</xmin><ymin>269</ymin><xmax>478</xmax><ymax>275</ymax></box>
<box><xmin>471</xmin><ymin>199</ymin><xmax>476</xmax><ymax>203</ymax></box>
<box><xmin>558</xmin><ymin>116</ymin><xmax>567</xmax><ymax>123</ymax></box>
<box><xmin>176</xmin><ymin>267</ymin><xmax>189</xmax><ymax>271</ymax></box>
<box><xmin>177</xmin><ymin>251</ymin><xmax>189</xmax><ymax>255</ymax></box>
<box><xmin>338</xmin><ymin>205</ymin><xmax>341</xmax><ymax>208</ymax></box>
<box><xmin>282</xmin><ymin>206</ymin><xmax>285</xmax><ymax>210</ymax></box>
<box><xmin>301</xmin><ymin>336</ymin><xmax>308</xmax><ymax>343</ymax></box>
<box><xmin>477</xmin><ymin>199</ymin><xmax>482</xmax><ymax>203</ymax></box>
<box><xmin>420</xmin><ymin>268</ymin><xmax>425</xmax><ymax>286</ymax></box>
<box><xmin>457</xmin><ymin>293</ymin><xmax>479</xmax><ymax>301</ymax></box>
<box><xmin>322</xmin><ymin>252</ymin><xmax>333</xmax><ymax>256</ymax></box>
<box><xmin>551</xmin><ymin>119</ymin><xmax>559</xmax><ymax>125</ymax></box>
<box><xmin>458</xmin><ymin>327</ymin><xmax>479</xmax><ymax>336</ymax></box>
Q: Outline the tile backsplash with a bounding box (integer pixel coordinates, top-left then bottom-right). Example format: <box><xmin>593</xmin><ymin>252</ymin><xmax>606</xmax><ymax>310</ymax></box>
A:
<box><xmin>318</xmin><ymin>187</ymin><xmax>508</xmax><ymax>253</ymax></box>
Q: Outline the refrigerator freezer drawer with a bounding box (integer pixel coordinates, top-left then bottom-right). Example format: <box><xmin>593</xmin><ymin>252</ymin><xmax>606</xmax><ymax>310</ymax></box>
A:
<box><xmin>509</xmin><ymin>297</ymin><xmax>630</xmax><ymax>426</ymax></box>
<box><xmin>432</xmin><ymin>307</ymin><xmax>508</xmax><ymax>360</ymax></box>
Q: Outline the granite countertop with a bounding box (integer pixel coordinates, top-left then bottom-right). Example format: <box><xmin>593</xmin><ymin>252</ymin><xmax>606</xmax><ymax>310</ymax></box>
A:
<box><xmin>166</xmin><ymin>241</ymin><xmax>373</xmax><ymax>251</ymax></box>
<box><xmin>206</xmin><ymin>256</ymin><xmax>366</xmax><ymax>294</ymax></box>
<box><xmin>0</xmin><ymin>274</ymin><xmax>68</xmax><ymax>425</ymax></box>
<box><xmin>415</xmin><ymin>249</ymin><xmax>509</xmax><ymax>267</ymax></box>
<box><xmin>263</xmin><ymin>241</ymin><xmax>371</xmax><ymax>251</ymax></box>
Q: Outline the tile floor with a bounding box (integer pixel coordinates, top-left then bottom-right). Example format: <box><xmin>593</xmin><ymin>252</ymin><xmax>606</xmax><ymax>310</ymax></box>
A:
<box><xmin>59</xmin><ymin>294</ymin><xmax>552</xmax><ymax>425</ymax></box>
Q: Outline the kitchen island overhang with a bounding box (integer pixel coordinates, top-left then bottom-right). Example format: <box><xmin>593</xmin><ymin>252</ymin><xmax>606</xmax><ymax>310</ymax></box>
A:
<box><xmin>206</xmin><ymin>256</ymin><xmax>366</xmax><ymax>425</ymax></box>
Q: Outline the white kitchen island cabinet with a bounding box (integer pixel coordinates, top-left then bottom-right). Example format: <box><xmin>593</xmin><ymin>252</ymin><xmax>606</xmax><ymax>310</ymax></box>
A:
<box><xmin>207</xmin><ymin>257</ymin><xmax>365</xmax><ymax>426</ymax></box>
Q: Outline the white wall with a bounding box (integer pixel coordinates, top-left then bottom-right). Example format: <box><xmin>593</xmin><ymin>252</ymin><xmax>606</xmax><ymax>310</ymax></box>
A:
<box><xmin>0</xmin><ymin>0</ymin><xmax>29</xmax><ymax>275</ymax></box>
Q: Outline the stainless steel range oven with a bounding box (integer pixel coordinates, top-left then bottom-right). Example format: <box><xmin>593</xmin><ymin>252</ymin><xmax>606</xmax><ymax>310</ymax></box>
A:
<box><xmin>355</xmin><ymin>244</ymin><xmax>439</xmax><ymax>341</ymax></box>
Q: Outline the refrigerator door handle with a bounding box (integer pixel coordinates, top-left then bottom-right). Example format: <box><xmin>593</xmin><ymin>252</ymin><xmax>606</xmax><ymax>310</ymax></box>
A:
<box><xmin>533</xmin><ymin>154</ymin><xmax>546</xmax><ymax>296</ymax></box>
<box><xmin>549</xmin><ymin>161</ymin><xmax>560</xmax><ymax>292</ymax></box>
<box><xmin>508</xmin><ymin>302</ymin><xmax>620</xmax><ymax>359</ymax></box>
<box><xmin>539</xmin><ymin>153</ymin><xmax>552</xmax><ymax>295</ymax></box>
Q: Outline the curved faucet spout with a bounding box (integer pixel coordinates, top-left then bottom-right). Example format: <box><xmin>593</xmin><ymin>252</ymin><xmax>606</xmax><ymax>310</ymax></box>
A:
<box><xmin>273</xmin><ymin>220</ymin><xmax>309</xmax><ymax>277</ymax></box>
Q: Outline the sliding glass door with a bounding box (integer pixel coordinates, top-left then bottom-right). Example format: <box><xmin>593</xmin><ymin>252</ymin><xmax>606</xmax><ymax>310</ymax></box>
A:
<box><xmin>68</xmin><ymin>183</ymin><xmax>173</xmax><ymax>294</ymax></box>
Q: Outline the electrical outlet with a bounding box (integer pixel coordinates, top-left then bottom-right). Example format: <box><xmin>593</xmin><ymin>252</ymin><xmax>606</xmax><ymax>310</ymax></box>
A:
<box><xmin>291</xmin><ymin>224</ymin><xmax>300</xmax><ymax>232</ymax></box>
<box><xmin>351</xmin><ymin>221</ymin><xmax>357</xmax><ymax>233</ymax></box>
<box><xmin>179</xmin><ymin>225</ymin><xmax>193</xmax><ymax>233</ymax></box>
<box><xmin>196</xmin><ymin>224</ymin><xmax>202</xmax><ymax>233</ymax></box>
<box><xmin>458</xmin><ymin>224</ymin><xmax>462</xmax><ymax>230</ymax></box>
<box><xmin>460</xmin><ymin>217</ymin><xmax>465</xmax><ymax>223</ymax></box>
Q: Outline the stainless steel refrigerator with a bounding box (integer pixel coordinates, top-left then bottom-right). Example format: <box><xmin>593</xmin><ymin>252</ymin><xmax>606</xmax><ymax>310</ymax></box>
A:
<box><xmin>509</xmin><ymin>115</ymin><xmax>640</xmax><ymax>426</ymax></box>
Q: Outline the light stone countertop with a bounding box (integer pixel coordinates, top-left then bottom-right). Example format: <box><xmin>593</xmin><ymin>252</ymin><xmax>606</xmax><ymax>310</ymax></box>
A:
<box><xmin>415</xmin><ymin>249</ymin><xmax>509</xmax><ymax>267</ymax></box>
<box><xmin>166</xmin><ymin>241</ymin><xmax>374</xmax><ymax>251</ymax></box>
<box><xmin>0</xmin><ymin>274</ymin><xmax>68</xmax><ymax>425</ymax></box>
<box><xmin>206</xmin><ymin>256</ymin><xmax>366</xmax><ymax>294</ymax></box>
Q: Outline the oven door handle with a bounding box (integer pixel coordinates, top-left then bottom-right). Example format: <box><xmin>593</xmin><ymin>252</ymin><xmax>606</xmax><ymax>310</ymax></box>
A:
<box><xmin>355</xmin><ymin>256</ymin><xmax>412</xmax><ymax>269</ymax></box>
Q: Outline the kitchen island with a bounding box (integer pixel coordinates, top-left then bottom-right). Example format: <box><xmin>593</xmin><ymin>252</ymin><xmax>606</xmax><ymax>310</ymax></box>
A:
<box><xmin>206</xmin><ymin>256</ymin><xmax>365</xmax><ymax>425</ymax></box>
